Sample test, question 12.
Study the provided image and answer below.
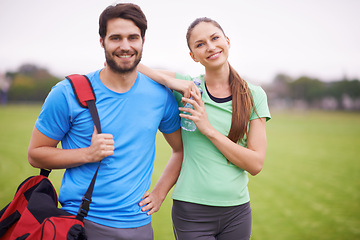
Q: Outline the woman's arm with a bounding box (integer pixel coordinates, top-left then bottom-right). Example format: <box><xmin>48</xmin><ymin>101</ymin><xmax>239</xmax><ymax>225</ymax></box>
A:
<box><xmin>180</xmin><ymin>90</ymin><xmax>267</xmax><ymax>176</ymax></box>
<box><xmin>138</xmin><ymin>129</ymin><xmax>183</xmax><ymax>215</ymax></box>
<box><xmin>203</xmin><ymin>118</ymin><xmax>267</xmax><ymax>176</ymax></box>
<box><xmin>137</xmin><ymin>63</ymin><xmax>176</xmax><ymax>85</ymax></box>
<box><xmin>137</xmin><ymin>63</ymin><xmax>199</xmax><ymax>99</ymax></box>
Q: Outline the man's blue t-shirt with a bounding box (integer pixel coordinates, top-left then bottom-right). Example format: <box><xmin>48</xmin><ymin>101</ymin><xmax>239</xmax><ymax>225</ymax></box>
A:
<box><xmin>35</xmin><ymin>69</ymin><xmax>180</xmax><ymax>228</ymax></box>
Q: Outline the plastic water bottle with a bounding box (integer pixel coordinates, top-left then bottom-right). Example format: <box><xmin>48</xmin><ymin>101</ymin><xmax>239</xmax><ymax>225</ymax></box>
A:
<box><xmin>181</xmin><ymin>78</ymin><xmax>202</xmax><ymax>132</ymax></box>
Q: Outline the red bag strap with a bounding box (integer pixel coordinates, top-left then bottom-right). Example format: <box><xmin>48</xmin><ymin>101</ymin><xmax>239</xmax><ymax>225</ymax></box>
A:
<box><xmin>66</xmin><ymin>74</ymin><xmax>101</xmax><ymax>134</ymax></box>
<box><xmin>66</xmin><ymin>74</ymin><xmax>96</xmax><ymax>108</ymax></box>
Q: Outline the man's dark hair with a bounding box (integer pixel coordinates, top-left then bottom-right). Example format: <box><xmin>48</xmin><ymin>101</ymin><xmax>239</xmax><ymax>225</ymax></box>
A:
<box><xmin>99</xmin><ymin>3</ymin><xmax>147</xmax><ymax>39</ymax></box>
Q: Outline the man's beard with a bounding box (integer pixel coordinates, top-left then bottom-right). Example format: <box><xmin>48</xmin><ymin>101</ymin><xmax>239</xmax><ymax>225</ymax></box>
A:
<box><xmin>105</xmin><ymin>50</ymin><xmax>142</xmax><ymax>74</ymax></box>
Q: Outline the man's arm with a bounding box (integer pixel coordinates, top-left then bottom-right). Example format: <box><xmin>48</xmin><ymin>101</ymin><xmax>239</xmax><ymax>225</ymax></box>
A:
<box><xmin>28</xmin><ymin>126</ymin><xmax>115</xmax><ymax>169</ymax></box>
<box><xmin>139</xmin><ymin>128</ymin><xmax>183</xmax><ymax>215</ymax></box>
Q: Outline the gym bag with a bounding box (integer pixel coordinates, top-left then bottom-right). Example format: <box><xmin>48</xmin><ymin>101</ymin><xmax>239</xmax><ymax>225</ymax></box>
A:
<box><xmin>0</xmin><ymin>74</ymin><xmax>101</xmax><ymax>239</ymax></box>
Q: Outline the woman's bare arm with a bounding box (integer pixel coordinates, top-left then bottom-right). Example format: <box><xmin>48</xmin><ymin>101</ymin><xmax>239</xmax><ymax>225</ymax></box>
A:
<box><xmin>137</xmin><ymin>63</ymin><xmax>199</xmax><ymax>99</ymax></box>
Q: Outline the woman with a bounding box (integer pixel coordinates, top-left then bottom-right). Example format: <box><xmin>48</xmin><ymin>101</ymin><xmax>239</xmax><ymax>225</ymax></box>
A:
<box><xmin>139</xmin><ymin>17</ymin><xmax>271</xmax><ymax>240</ymax></box>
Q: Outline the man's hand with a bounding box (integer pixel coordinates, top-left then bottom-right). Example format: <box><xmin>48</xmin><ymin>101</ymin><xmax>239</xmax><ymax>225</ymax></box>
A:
<box><xmin>88</xmin><ymin>126</ymin><xmax>115</xmax><ymax>162</ymax></box>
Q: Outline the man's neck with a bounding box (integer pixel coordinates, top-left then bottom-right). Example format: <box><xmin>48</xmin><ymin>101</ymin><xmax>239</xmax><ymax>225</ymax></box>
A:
<box><xmin>99</xmin><ymin>66</ymin><xmax>138</xmax><ymax>93</ymax></box>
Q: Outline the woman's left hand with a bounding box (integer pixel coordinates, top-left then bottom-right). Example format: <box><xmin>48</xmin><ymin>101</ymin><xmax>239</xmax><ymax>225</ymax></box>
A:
<box><xmin>139</xmin><ymin>190</ymin><xmax>164</xmax><ymax>215</ymax></box>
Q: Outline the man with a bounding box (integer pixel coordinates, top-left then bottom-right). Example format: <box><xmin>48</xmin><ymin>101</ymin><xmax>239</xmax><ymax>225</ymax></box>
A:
<box><xmin>27</xmin><ymin>3</ymin><xmax>183</xmax><ymax>239</ymax></box>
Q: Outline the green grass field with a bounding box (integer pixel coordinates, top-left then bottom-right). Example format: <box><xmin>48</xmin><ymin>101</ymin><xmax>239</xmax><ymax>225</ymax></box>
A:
<box><xmin>0</xmin><ymin>105</ymin><xmax>359</xmax><ymax>239</ymax></box>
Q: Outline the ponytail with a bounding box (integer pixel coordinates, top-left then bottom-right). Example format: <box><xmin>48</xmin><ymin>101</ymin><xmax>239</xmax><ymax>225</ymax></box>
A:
<box><xmin>227</xmin><ymin>64</ymin><xmax>254</xmax><ymax>144</ymax></box>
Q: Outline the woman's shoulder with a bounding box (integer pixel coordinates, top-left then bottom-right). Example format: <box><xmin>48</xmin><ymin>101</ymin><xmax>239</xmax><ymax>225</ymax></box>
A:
<box><xmin>246</xmin><ymin>81</ymin><xmax>267</xmax><ymax>97</ymax></box>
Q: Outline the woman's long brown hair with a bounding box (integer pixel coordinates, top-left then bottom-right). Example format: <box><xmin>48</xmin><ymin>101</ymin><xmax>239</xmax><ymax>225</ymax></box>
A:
<box><xmin>228</xmin><ymin>64</ymin><xmax>254</xmax><ymax>144</ymax></box>
<box><xmin>187</xmin><ymin>17</ymin><xmax>254</xmax><ymax>144</ymax></box>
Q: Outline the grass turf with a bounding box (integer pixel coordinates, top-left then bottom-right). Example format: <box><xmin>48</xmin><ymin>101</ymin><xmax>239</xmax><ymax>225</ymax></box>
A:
<box><xmin>0</xmin><ymin>105</ymin><xmax>359</xmax><ymax>239</ymax></box>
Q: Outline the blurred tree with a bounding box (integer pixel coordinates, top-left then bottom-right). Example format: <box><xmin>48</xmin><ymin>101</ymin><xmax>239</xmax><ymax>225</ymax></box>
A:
<box><xmin>272</xmin><ymin>74</ymin><xmax>293</xmax><ymax>99</ymax></box>
<box><xmin>8</xmin><ymin>74</ymin><xmax>36</xmax><ymax>101</ymax></box>
<box><xmin>7</xmin><ymin>64</ymin><xmax>60</xmax><ymax>102</ymax></box>
<box><xmin>326</xmin><ymin>79</ymin><xmax>360</xmax><ymax>109</ymax></box>
<box><xmin>290</xmin><ymin>76</ymin><xmax>325</xmax><ymax>104</ymax></box>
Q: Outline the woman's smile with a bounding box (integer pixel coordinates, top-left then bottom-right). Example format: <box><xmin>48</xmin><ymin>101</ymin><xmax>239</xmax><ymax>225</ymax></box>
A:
<box><xmin>207</xmin><ymin>51</ymin><xmax>222</xmax><ymax>60</ymax></box>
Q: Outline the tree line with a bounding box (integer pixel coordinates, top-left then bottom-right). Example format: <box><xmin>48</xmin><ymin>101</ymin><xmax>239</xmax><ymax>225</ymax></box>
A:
<box><xmin>264</xmin><ymin>74</ymin><xmax>360</xmax><ymax>111</ymax></box>
<box><xmin>0</xmin><ymin>64</ymin><xmax>60</xmax><ymax>104</ymax></box>
<box><xmin>1</xmin><ymin>64</ymin><xmax>360</xmax><ymax>111</ymax></box>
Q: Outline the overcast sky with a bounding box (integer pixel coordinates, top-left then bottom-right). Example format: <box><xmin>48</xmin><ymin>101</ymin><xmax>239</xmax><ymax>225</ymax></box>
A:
<box><xmin>1</xmin><ymin>0</ymin><xmax>359</xmax><ymax>84</ymax></box>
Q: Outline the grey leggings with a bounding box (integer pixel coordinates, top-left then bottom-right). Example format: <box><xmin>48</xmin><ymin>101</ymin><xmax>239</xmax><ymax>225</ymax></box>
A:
<box><xmin>172</xmin><ymin>200</ymin><xmax>252</xmax><ymax>240</ymax></box>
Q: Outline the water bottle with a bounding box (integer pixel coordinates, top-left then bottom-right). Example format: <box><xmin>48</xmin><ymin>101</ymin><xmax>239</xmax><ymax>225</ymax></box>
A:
<box><xmin>181</xmin><ymin>78</ymin><xmax>202</xmax><ymax>132</ymax></box>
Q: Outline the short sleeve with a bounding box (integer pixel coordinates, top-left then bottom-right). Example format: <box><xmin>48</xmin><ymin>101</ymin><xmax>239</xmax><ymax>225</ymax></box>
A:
<box><xmin>249</xmin><ymin>85</ymin><xmax>271</xmax><ymax>121</ymax></box>
<box><xmin>158</xmin><ymin>87</ymin><xmax>181</xmax><ymax>134</ymax></box>
<box><xmin>35</xmin><ymin>81</ymin><xmax>72</xmax><ymax>140</ymax></box>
